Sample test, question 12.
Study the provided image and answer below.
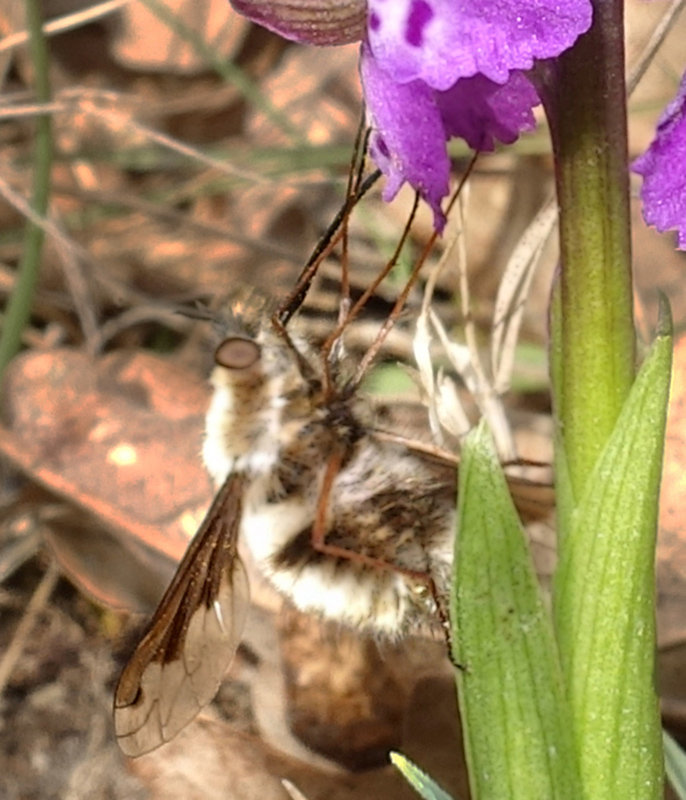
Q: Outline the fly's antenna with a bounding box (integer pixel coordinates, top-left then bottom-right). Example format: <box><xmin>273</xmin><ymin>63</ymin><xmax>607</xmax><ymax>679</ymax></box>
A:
<box><xmin>346</xmin><ymin>154</ymin><xmax>479</xmax><ymax>392</ymax></box>
<box><xmin>273</xmin><ymin>110</ymin><xmax>379</xmax><ymax>330</ymax></box>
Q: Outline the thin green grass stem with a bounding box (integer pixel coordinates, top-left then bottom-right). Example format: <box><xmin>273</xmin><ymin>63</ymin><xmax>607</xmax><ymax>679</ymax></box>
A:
<box><xmin>0</xmin><ymin>0</ymin><xmax>53</xmax><ymax>377</ymax></box>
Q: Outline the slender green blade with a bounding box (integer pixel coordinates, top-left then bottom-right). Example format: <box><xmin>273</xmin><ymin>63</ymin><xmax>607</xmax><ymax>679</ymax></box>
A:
<box><xmin>664</xmin><ymin>730</ymin><xmax>686</xmax><ymax>800</ymax></box>
<box><xmin>390</xmin><ymin>752</ymin><xmax>457</xmax><ymax>800</ymax></box>
<box><xmin>554</xmin><ymin>300</ymin><xmax>672</xmax><ymax>798</ymax></box>
<box><xmin>451</xmin><ymin>421</ymin><xmax>580</xmax><ymax>800</ymax></box>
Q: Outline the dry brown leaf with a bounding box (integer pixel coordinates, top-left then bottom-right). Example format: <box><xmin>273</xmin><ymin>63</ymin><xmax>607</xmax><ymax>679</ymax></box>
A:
<box><xmin>41</xmin><ymin>506</ymin><xmax>175</xmax><ymax>613</ymax></box>
<box><xmin>110</xmin><ymin>0</ymin><xmax>250</xmax><ymax>74</ymax></box>
<box><xmin>132</xmin><ymin>707</ymin><xmax>464</xmax><ymax>800</ymax></box>
<box><xmin>132</xmin><ymin>722</ymin><xmax>292</xmax><ymax>800</ymax></box>
<box><xmin>0</xmin><ymin>348</ymin><xmax>213</xmax><ymax>607</ymax></box>
<box><xmin>0</xmin><ymin>0</ymin><xmax>24</xmax><ymax>87</ymax></box>
<box><xmin>245</xmin><ymin>45</ymin><xmax>360</xmax><ymax>147</ymax></box>
<box><xmin>278</xmin><ymin>609</ymin><xmax>406</xmax><ymax>771</ymax></box>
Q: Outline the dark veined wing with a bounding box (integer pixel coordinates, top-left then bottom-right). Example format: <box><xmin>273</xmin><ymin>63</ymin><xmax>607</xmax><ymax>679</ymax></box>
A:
<box><xmin>370</xmin><ymin>429</ymin><xmax>555</xmax><ymax>523</ymax></box>
<box><xmin>114</xmin><ymin>472</ymin><xmax>249</xmax><ymax>757</ymax></box>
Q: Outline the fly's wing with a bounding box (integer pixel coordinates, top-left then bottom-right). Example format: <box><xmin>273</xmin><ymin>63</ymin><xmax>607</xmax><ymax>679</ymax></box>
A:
<box><xmin>503</xmin><ymin>467</ymin><xmax>555</xmax><ymax>522</ymax></box>
<box><xmin>369</xmin><ymin>429</ymin><xmax>555</xmax><ymax>523</ymax></box>
<box><xmin>114</xmin><ymin>472</ymin><xmax>249</xmax><ymax>757</ymax></box>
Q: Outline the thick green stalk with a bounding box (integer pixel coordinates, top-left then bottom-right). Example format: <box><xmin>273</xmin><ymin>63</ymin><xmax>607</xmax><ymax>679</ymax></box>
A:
<box><xmin>0</xmin><ymin>0</ymin><xmax>52</xmax><ymax>376</ymax></box>
<box><xmin>538</xmin><ymin>2</ymin><xmax>667</xmax><ymax>797</ymax></box>
<box><xmin>540</xmin><ymin>0</ymin><xmax>635</xmax><ymax>532</ymax></box>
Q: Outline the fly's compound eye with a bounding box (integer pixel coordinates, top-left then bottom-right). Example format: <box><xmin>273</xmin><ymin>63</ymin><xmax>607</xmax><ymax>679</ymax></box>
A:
<box><xmin>215</xmin><ymin>337</ymin><xmax>261</xmax><ymax>370</ymax></box>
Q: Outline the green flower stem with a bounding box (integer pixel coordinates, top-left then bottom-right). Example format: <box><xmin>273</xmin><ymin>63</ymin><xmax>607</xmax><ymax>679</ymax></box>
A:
<box><xmin>0</xmin><ymin>0</ymin><xmax>52</xmax><ymax>377</ymax></box>
<box><xmin>536</xmin><ymin>1</ymin><xmax>669</xmax><ymax>797</ymax></box>
<box><xmin>539</xmin><ymin>0</ymin><xmax>635</xmax><ymax>533</ymax></box>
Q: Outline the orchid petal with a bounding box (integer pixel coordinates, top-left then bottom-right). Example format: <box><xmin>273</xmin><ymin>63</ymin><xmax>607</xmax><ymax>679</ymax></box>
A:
<box><xmin>360</xmin><ymin>42</ymin><xmax>450</xmax><ymax>230</ymax></box>
<box><xmin>436</xmin><ymin>71</ymin><xmax>539</xmax><ymax>152</ymax></box>
<box><xmin>367</xmin><ymin>0</ymin><xmax>592</xmax><ymax>89</ymax></box>
<box><xmin>633</xmin><ymin>73</ymin><xmax>686</xmax><ymax>249</ymax></box>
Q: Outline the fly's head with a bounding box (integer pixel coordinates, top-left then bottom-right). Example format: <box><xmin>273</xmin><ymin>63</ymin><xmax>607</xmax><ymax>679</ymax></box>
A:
<box><xmin>203</xmin><ymin>288</ymin><xmax>326</xmax><ymax>485</ymax></box>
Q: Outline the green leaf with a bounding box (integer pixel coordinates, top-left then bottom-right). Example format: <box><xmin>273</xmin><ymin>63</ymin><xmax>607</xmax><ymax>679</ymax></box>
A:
<box><xmin>390</xmin><ymin>752</ymin><xmax>457</xmax><ymax>800</ymax></box>
<box><xmin>554</xmin><ymin>300</ymin><xmax>672</xmax><ymax>798</ymax></box>
<box><xmin>0</xmin><ymin>0</ymin><xmax>53</xmax><ymax>377</ymax></box>
<box><xmin>451</xmin><ymin>421</ymin><xmax>580</xmax><ymax>800</ymax></box>
<box><xmin>664</xmin><ymin>730</ymin><xmax>686</xmax><ymax>800</ymax></box>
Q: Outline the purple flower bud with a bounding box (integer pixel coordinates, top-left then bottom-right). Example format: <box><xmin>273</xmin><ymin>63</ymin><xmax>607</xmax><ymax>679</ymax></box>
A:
<box><xmin>633</xmin><ymin>73</ymin><xmax>686</xmax><ymax>249</ymax></box>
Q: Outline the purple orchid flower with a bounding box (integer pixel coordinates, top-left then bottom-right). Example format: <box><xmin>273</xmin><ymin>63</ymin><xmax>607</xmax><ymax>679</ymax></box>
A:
<box><xmin>633</xmin><ymin>72</ymin><xmax>686</xmax><ymax>250</ymax></box>
<box><xmin>229</xmin><ymin>0</ymin><xmax>593</xmax><ymax>230</ymax></box>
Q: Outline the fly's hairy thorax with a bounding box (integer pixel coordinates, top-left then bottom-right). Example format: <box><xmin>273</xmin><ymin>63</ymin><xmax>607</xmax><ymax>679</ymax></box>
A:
<box><xmin>202</xmin><ymin>313</ymin><xmax>456</xmax><ymax>635</ymax></box>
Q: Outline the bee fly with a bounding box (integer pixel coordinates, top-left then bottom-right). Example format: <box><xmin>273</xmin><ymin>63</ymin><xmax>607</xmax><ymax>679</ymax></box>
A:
<box><xmin>113</xmin><ymin>167</ymin><xmax>551</xmax><ymax>757</ymax></box>
<box><xmin>114</xmin><ymin>281</ymin><xmax>464</xmax><ymax>756</ymax></box>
